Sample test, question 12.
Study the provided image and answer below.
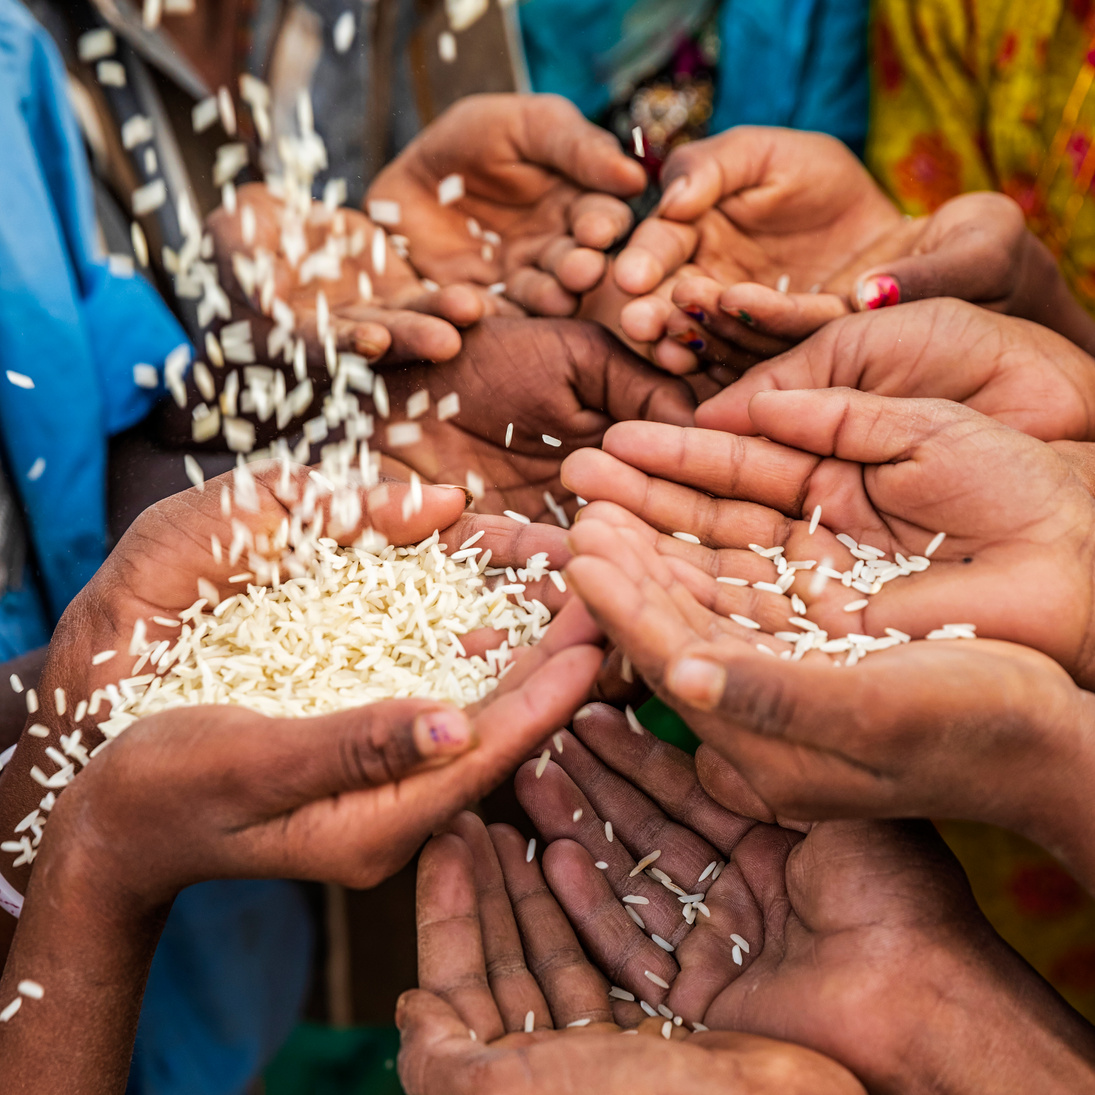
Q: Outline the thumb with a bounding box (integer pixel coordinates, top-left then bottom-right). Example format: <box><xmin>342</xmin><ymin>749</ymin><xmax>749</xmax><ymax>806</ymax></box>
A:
<box><xmin>852</xmin><ymin>196</ymin><xmax>1026</xmax><ymax>312</ymax></box>
<box><xmin>521</xmin><ymin>96</ymin><xmax>647</xmax><ymax>196</ymax></box>
<box><xmin>656</xmin><ymin>128</ymin><xmax>773</xmax><ymax>222</ymax></box>
<box><xmin>396</xmin><ymin>989</ymin><xmax>479</xmax><ymax>1095</ymax></box>
<box><xmin>597</xmin><ymin>341</ymin><xmax>697</xmax><ymax>428</ymax></box>
<box><xmin>696</xmin><ymin>337</ymin><xmax>844</xmax><ymax>434</ymax></box>
<box><xmin>263</xmin><ymin>700</ymin><xmax>476</xmax><ymax>803</ymax></box>
<box><xmin>746</xmin><ymin>387</ymin><xmax>959</xmax><ymax>466</ymax></box>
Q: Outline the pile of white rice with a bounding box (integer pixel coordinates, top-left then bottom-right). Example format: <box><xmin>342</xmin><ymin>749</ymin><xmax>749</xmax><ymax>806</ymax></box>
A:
<box><xmin>96</xmin><ymin>532</ymin><xmax>554</xmax><ymax>737</ymax></box>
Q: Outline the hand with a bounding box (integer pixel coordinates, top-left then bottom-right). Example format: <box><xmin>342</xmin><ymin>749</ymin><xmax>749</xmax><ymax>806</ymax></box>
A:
<box><xmin>367</xmin><ymin>94</ymin><xmax>647</xmax><ymax>318</ymax></box>
<box><xmin>694</xmin><ymin>298</ymin><xmax>1095</xmax><ymax>442</ymax></box>
<box><xmin>514</xmin><ymin>706</ymin><xmax>1095</xmax><ymax>1095</ymax></box>
<box><xmin>845</xmin><ymin>192</ymin><xmax>1095</xmax><ymax>360</ymax></box>
<box><xmin>0</xmin><ymin>635</ymin><xmax>603</xmax><ymax>1095</ymax></box>
<box><xmin>372</xmin><ymin>317</ymin><xmax>695</xmax><ymax>522</ymax></box>
<box><xmin>0</xmin><ymin>464</ymin><xmax>575</xmax><ymax>891</ymax></box>
<box><xmin>600</xmin><ymin>127</ymin><xmax>904</xmax><ymax>372</ymax></box>
<box><xmin>645</xmin><ymin>185</ymin><xmax>1095</xmax><ymax>367</ymax></box>
<box><xmin>561</xmin><ymin>393</ymin><xmax>1095</xmax><ymax>688</ymax></box>
<box><xmin>207</xmin><ymin>181</ymin><xmax>491</xmax><ymax>366</ymax></box>
<box><xmin>398</xmin><ymin>810</ymin><xmax>864</xmax><ymax>1095</ymax></box>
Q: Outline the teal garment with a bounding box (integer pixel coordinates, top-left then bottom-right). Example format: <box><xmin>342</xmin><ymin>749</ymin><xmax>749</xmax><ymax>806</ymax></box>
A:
<box><xmin>713</xmin><ymin>0</ymin><xmax>870</xmax><ymax>154</ymax></box>
<box><xmin>518</xmin><ymin>0</ymin><xmax>869</xmax><ymax>154</ymax></box>
<box><xmin>0</xmin><ymin>0</ymin><xmax>187</xmax><ymax>657</ymax></box>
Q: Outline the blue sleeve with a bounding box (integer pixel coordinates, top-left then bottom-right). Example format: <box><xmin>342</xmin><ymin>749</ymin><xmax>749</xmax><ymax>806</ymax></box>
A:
<box><xmin>711</xmin><ymin>0</ymin><xmax>870</xmax><ymax>154</ymax></box>
<box><xmin>0</xmin><ymin>0</ymin><xmax>188</xmax><ymax>622</ymax></box>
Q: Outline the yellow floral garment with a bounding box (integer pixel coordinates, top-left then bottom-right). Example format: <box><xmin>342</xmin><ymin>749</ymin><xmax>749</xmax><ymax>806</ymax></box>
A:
<box><xmin>869</xmin><ymin>0</ymin><xmax>1095</xmax><ymax>310</ymax></box>
<box><xmin>869</xmin><ymin>0</ymin><xmax>1095</xmax><ymax>1024</ymax></box>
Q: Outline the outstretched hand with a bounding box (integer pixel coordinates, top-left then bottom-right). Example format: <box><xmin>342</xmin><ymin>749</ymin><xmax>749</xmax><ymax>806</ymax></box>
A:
<box><xmin>596</xmin><ymin>127</ymin><xmax>903</xmax><ymax>371</ymax></box>
<box><xmin>367</xmin><ymin>94</ymin><xmax>647</xmax><ymax>318</ymax></box>
<box><xmin>513</xmin><ymin>706</ymin><xmax>1095</xmax><ymax>1095</ymax></box>
<box><xmin>399</xmin><ymin>808</ymin><xmax>865</xmax><ymax>1095</ymax></box>
<box><xmin>694</xmin><ymin>298</ymin><xmax>1095</xmax><ymax>443</ymax></box>
<box><xmin>561</xmin><ymin>394</ymin><xmax>1095</xmax><ymax>687</ymax></box>
<box><xmin>372</xmin><ymin>317</ymin><xmax>695</xmax><ymax>522</ymax></box>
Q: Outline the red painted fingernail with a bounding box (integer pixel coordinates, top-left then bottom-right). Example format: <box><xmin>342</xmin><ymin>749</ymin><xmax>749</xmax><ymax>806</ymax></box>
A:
<box><xmin>856</xmin><ymin>276</ymin><xmax>901</xmax><ymax>311</ymax></box>
<box><xmin>684</xmin><ymin>308</ymin><xmax>707</xmax><ymax>323</ymax></box>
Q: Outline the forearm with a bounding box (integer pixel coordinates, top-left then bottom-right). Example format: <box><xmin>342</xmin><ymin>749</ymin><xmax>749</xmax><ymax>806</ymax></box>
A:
<box><xmin>897</xmin><ymin>942</ymin><xmax>1095</xmax><ymax>1095</ymax></box>
<box><xmin>0</xmin><ymin>830</ymin><xmax>168</xmax><ymax>1094</ymax></box>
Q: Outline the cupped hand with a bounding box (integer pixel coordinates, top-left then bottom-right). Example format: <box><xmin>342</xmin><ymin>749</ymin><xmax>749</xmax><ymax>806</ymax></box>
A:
<box><xmin>561</xmin><ymin>393</ymin><xmax>1095</xmax><ymax>686</ymax></box>
<box><xmin>694</xmin><ymin>298</ymin><xmax>1095</xmax><ymax>442</ymax></box>
<box><xmin>207</xmin><ymin>181</ymin><xmax>491</xmax><ymax>368</ymax></box>
<box><xmin>0</xmin><ymin>463</ymin><xmax>581</xmax><ymax>887</ymax></box>
<box><xmin>31</xmin><ymin>596</ymin><xmax>602</xmax><ymax>911</ymax></box>
<box><xmin>515</xmin><ymin>706</ymin><xmax>1095</xmax><ymax>1095</ymax></box>
<box><xmin>367</xmin><ymin>94</ymin><xmax>647</xmax><ymax>318</ymax></box>
<box><xmin>600</xmin><ymin>127</ymin><xmax>904</xmax><ymax>371</ymax></box>
<box><xmin>371</xmin><ymin>317</ymin><xmax>695</xmax><ymax>522</ymax></box>
<box><xmin>397</xmin><ymin>809</ymin><xmax>864</xmax><ymax>1095</ymax></box>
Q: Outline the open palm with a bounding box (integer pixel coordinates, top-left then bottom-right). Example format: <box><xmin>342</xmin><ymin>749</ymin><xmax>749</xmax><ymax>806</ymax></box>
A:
<box><xmin>515</xmin><ymin>706</ymin><xmax>1095</xmax><ymax>1095</ymax></box>
<box><xmin>695</xmin><ymin>298</ymin><xmax>1095</xmax><ymax>443</ymax></box>
<box><xmin>561</xmin><ymin>391</ymin><xmax>1095</xmax><ymax>686</ymax></box>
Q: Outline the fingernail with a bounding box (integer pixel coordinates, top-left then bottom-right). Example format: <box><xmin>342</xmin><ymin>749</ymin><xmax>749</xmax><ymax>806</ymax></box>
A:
<box><xmin>657</xmin><ymin>176</ymin><xmax>689</xmax><ymax>212</ymax></box>
<box><xmin>436</xmin><ymin>484</ymin><xmax>475</xmax><ymax>507</ymax></box>
<box><xmin>414</xmin><ymin>709</ymin><xmax>475</xmax><ymax>757</ymax></box>
<box><xmin>676</xmin><ymin>328</ymin><xmax>706</xmax><ymax>352</ymax></box>
<box><xmin>684</xmin><ymin>308</ymin><xmax>706</xmax><ymax>323</ymax></box>
<box><xmin>667</xmin><ymin>657</ymin><xmax>726</xmax><ymax>711</ymax></box>
<box><xmin>856</xmin><ymin>275</ymin><xmax>900</xmax><ymax>311</ymax></box>
<box><xmin>733</xmin><ymin>309</ymin><xmax>754</xmax><ymax>327</ymax></box>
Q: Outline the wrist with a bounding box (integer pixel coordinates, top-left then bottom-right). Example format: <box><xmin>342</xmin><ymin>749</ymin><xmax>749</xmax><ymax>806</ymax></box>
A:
<box><xmin>892</xmin><ymin>934</ymin><xmax>1095</xmax><ymax>1095</ymax></box>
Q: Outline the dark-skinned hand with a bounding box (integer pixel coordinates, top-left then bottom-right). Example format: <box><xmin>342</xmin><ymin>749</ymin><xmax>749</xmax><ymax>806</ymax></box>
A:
<box><xmin>398</xmin><ymin>809</ymin><xmax>865</xmax><ymax>1095</ymax></box>
<box><xmin>367</xmin><ymin>94</ymin><xmax>647</xmax><ymax>318</ymax></box>
<box><xmin>695</xmin><ymin>298</ymin><xmax>1095</xmax><ymax>443</ymax></box>
<box><xmin>371</xmin><ymin>317</ymin><xmax>695</xmax><ymax>522</ymax></box>
<box><xmin>513</xmin><ymin>706</ymin><xmax>1095</xmax><ymax>1095</ymax></box>
<box><xmin>561</xmin><ymin>393</ymin><xmax>1095</xmax><ymax>687</ymax></box>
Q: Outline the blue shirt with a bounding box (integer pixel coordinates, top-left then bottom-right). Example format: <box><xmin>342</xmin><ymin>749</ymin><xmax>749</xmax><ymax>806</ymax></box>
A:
<box><xmin>0</xmin><ymin>0</ymin><xmax>186</xmax><ymax>657</ymax></box>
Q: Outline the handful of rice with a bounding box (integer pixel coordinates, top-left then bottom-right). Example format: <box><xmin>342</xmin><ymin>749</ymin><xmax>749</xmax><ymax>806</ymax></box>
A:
<box><xmin>96</xmin><ymin>531</ymin><xmax>554</xmax><ymax>737</ymax></box>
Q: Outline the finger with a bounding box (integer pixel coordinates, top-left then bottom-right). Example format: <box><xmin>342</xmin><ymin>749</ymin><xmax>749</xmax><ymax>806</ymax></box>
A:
<box><xmin>569</xmin><ymin>192</ymin><xmax>636</xmax><ymax>252</ymax></box>
<box><xmin>569</xmin><ymin>338</ymin><xmax>697</xmax><ymax>428</ymax></box>
<box><xmin>567</xmin><ymin>704</ymin><xmax>755</xmax><ymax>858</ymax></box>
<box><xmin>516</xmin><ymin>755</ymin><xmax>697</xmax><ymax>947</ymax></box>
<box><xmin>540</xmin><ymin>838</ymin><xmax>679</xmax><ymax>1011</ymax></box>
<box><xmin>852</xmin><ymin>193</ymin><xmax>1027</xmax><ymax>312</ymax></box>
<box><xmin>338</xmin><ymin>307</ymin><xmax>464</xmax><ymax>363</ymax></box>
<box><xmin>490</xmin><ymin>824</ymin><xmax>615</xmax><ymax>1028</ymax></box>
<box><xmin>505</xmin><ymin>265</ymin><xmax>579</xmax><ymax>317</ymax></box>
<box><xmin>746</xmin><ymin>388</ymin><xmax>966</xmax><ymax>465</ymax></box>
<box><xmin>517</xmin><ymin>95</ymin><xmax>648</xmax><ymax>197</ymax></box>
<box><xmin>537</xmin><ymin>235</ymin><xmax>609</xmax><ymax>296</ymax></box>
<box><xmin>416</xmin><ymin>833</ymin><xmax>506</xmax><ymax>1041</ymax></box>
<box><xmin>395</xmin><ymin>989</ymin><xmax>483</xmax><ymax>1095</ymax></box>
<box><xmin>652</xmin><ymin>337</ymin><xmax>701</xmax><ymax>375</ymax></box>
<box><xmin>448</xmin><ymin>813</ymin><xmax>550</xmax><ymax>1032</ymax></box>
<box><xmin>618</xmin><ymin>294</ymin><xmax>676</xmax><ymax>344</ymax></box>
<box><xmin>563</xmin><ymin>428</ymin><xmax>814</xmax><ymax>529</ymax></box>
<box><xmin>715</xmin><ymin>283</ymin><xmax>850</xmax><ymax>342</ymax></box>
<box><xmin>615</xmin><ymin>219</ymin><xmax>699</xmax><ymax>296</ymax></box>
<box><xmin>257</xmin><ymin>698</ymin><xmax>475</xmax><ymax>803</ymax></box>
<box><xmin>664</xmin><ymin>309</ymin><xmax>786</xmax><ymax>364</ymax></box>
